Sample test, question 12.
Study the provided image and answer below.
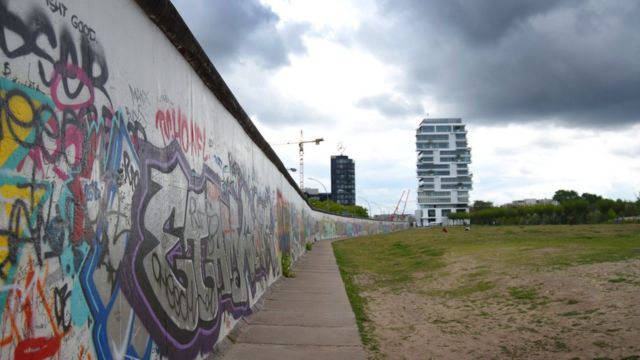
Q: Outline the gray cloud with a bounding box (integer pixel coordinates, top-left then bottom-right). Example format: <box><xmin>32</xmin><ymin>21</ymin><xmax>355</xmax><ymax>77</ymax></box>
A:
<box><xmin>251</xmin><ymin>94</ymin><xmax>329</xmax><ymax>126</ymax></box>
<box><xmin>218</xmin><ymin>65</ymin><xmax>333</xmax><ymax>127</ymax></box>
<box><xmin>612</xmin><ymin>144</ymin><xmax>640</xmax><ymax>158</ymax></box>
<box><xmin>173</xmin><ymin>0</ymin><xmax>309</xmax><ymax>71</ymax></box>
<box><xmin>356</xmin><ymin>0</ymin><xmax>640</xmax><ymax>128</ymax></box>
<box><xmin>530</xmin><ymin>137</ymin><xmax>565</xmax><ymax>150</ymax></box>
<box><xmin>387</xmin><ymin>0</ymin><xmax>573</xmax><ymax>45</ymax></box>
<box><xmin>356</xmin><ymin>93</ymin><xmax>424</xmax><ymax>117</ymax></box>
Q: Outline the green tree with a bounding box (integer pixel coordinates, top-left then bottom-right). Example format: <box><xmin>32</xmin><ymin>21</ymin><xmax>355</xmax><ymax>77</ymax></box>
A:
<box><xmin>553</xmin><ymin>190</ymin><xmax>580</xmax><ymax>203</ymax></box>
<box><xmin>581</xmin><ymin>192</ymin><xmax>603</xmax><ymax>204</ymax></box>
<box><xmin>472</xmin><ymin>200</ymin><xmax>494</xmax><ymax>210</ymax></box>
<box><xmin>561</xmin><ymin>198</ymin><xmax>589</xmax><ymax>224</ymax></box>
<box><xmin>308</xmin><ymin>199</ymin><xmax>369</xmax><ymax>218</ymax></box>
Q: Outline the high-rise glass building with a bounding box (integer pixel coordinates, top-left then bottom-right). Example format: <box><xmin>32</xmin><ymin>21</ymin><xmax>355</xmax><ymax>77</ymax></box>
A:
<box><xmin>415</xmin><ymin>118</ymin><xmax>472</xmax><ymax>225</ymax></box>
<box><xmin>331</xmin><ymin>155</ymin><xmax>355</xmax><ymax>205</ymax></box>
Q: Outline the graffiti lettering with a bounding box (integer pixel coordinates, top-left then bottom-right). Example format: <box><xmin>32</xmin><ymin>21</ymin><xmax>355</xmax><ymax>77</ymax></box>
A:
<box><xmin>129</xmin><ymin>85</ymin><xmax>149</xmax><ymax>107</ymax></box>
<box><xmin>0</xmin><ymin>1</ymin><xmax>407</xmax><ymax>359</ymax></box>
<box><xmin>119</xmin><ymin>141</ymin><xmax>280</xmax><ymax>358</ymax></box>
<box><xmin>70</xmin><ymin>14</ymin><xmax>96</xmax><ymax>41</ymax></box>
<box><xmin>45</xmin><ymin>0</ymin><xmax>68</xmax><ymax>17</ymax></box>
<box><xmin>159</xmin><ymin>94</ymin><xmax>174</xmax><ymax>106</ymax></box>
<box><xmin>155</xmin><ymin>108</ymin><xmax>208</xmax><ymax>161</ymax></box>
<box><xmin>2</xmin><ymin>62</ymin><xmax>10</xmax><ymax>77</ymax></box>
<box><xmin>0</xmin><ymin>2</ymin><xmax>110</xmax><ymax>107</ymax></box>
<box><xmin>53</xmin><ymin>284</ymin><xmax>72</xmax><ymax>332</ymax></box>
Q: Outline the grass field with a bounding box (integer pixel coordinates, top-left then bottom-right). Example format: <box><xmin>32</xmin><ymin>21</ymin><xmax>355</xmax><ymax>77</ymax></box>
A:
<box><xmin>333</xmin><ymin>224</ymin><xmax>640</xmax><ymax>359</ymax></box>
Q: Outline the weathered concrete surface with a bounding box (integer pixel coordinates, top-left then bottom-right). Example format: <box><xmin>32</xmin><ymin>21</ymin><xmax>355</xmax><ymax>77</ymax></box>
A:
<box><xmin>0</xmin><ymin>1</ymin><xmax>408</xmax><ymax>357</ymax></box>
<box><xmin>223</xmin><ymin>241</ymin><xmax>366</xmax><ymax>359</ymax></box>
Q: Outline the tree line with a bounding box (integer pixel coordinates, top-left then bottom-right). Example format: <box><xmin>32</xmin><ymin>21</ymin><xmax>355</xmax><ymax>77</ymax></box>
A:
<box><xmin>448</xmin><ymin>190</ymin><xmax>640</xmax><ymax>225</ymax></box>
<box><xmin>307</xmin><ymin>198</ymin><xmax>369</xmax><ymax>218</ymax></box>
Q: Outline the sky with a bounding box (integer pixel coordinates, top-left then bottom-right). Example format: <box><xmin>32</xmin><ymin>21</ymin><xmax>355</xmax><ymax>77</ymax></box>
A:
<box><xmin>172</xmin><ymin>0</ymin><xmax>640</xmax><ymax>215</ymax></box>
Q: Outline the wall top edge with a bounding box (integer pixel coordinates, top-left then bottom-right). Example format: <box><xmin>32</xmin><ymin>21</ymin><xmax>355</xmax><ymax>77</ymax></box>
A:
<box><xmin>133</xmin><ymin>0</ymin><xmax>304</xmax><ymax>199</ymax></box>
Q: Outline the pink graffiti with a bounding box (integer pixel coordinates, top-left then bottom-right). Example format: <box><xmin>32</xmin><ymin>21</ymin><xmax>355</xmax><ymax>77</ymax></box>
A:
<box><xmin>155</xmin><ymin>108</ymin><xmax>209</xmax><ymax>161</ymax></box>
<box><xmin>50</xmin><ymin>63</ymin><xmax>95</xmax><ymax>111</ymax></box>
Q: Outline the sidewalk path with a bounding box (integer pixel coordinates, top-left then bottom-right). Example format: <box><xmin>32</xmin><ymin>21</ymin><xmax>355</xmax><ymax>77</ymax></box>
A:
<box><xmin>223</xmin><ymin>240</ymin><xmax>366</xmax><ymax>360</ymax></box>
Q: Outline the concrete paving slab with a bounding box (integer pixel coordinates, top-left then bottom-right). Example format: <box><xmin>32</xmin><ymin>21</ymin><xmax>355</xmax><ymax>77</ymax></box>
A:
<box><xmin>263</xmin><ymin>292</ymin><xmax>349</xmax><ymax>303</ymax></box>
<box><xmin>279</xmin><ymin>275</ymin><xmax>345</xmax><ymax>283</ymax></box>
<box><xmin>223</xmin><ymin>343</ymin><xmax>366</xmax><ymax>360</ymax></box>
<box><xmin>261</xmin><ymin>298</ymin><xmax>351</xmax><ymax>312</ymax></box>
<box><xmin>275</xmin><ymin>274</ymin><xmax>345</xmax><ymax>284</ymax></box>
<box><xmin>236</xmin><ymin>324</ymin><xmax>361</xmax><ymax>346</ymax></box>
<box><xmin>267</xmin><ymin>287</ymin><xmax>345</xmax><ymax>295</ymax></box>
<box><xmin>246</xmin><ymin>308</ymin><xmax>356</xmax><ymax>327</ymax></box>
<box><xmin>219</xmin><ymin>240</ymin><xmax>366</xmax><ymax>359</ymax></box>
<box><xmin>293</xmin><ymin>268</ymin><xmax>338</xmax><ymax>273</ymax></box>
<box><xmin>271</xmin><ymin>283</ymin><xmax>346</xmax><ymax>292</ymax></box>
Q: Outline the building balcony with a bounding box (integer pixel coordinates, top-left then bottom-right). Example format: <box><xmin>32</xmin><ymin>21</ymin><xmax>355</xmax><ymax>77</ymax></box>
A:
<box><xmin>440</xmin><ymin>184</ymin><xmax>472</xmax><ymax>190</ymax></box>
<box><xmin>418</xmin><ymin>197</ymin><xmax>453</xmax><ymax>204</ymax></box>
<box><xmin>417</xmin><ymin>154</ymin><xmax>434</xmax><ymax>162</ymax></box>
<box><xmin>416</xmin><ymin>142</ymin><xmax>450</xmax><ymax>150</ymax></box>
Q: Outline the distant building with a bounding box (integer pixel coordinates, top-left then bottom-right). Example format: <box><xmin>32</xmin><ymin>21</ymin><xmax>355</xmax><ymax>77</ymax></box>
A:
<box><xmin>503</xmin><ymin>198</ymin><xmax>559</xmax><ymax>207</ymax></box>
<box><xmin>373</xmin><ymin>214</ymin><xmax>415</xmax><ymax>224</ymax></box>
<box><xmin>331</xmin><ymin>155</ymin><xmax>355</xmax><ymax>205</ymax></box>
<box><xmin>303</xmin><ymin>188</ymin><xmax>331</xmax><ymax>201</ymax></box>
<box><xmin>415</xmin><ymin>118</ymin><xmax>472</xmax><ymax>226</ymax></box>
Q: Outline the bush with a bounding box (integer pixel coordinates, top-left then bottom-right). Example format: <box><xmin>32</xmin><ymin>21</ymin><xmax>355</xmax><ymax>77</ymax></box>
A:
<box><xmin>467</xmin><ymin>189</ymin><xmax>640</xmax><ymax>226</ymax></box>
<box><xmin>281</xmin><ymin>253</ymin><xmax>295</xmax><ymax>278</ymax></box>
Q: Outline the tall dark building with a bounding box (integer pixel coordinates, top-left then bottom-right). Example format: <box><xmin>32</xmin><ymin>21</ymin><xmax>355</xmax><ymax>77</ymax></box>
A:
<box><xmin>331</xmin><ymin>155</ymin><xmax>355</xmax><ymax>205</ymax></box>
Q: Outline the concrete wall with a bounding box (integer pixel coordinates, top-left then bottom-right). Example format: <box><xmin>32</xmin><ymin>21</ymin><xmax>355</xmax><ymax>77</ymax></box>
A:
<box><xmin>0</xmin><ymin>0</ymin><xmax>406</xmax><ymax>358</ymax></box>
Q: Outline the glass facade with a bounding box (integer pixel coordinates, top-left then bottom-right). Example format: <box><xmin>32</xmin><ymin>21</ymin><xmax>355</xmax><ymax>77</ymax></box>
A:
<box><xmin>331</xmin><ymin>155</ymin><xmax>356</xmax><ymax>205</ymax></box>
<box><xmin>416</xmin><ymin>118</ymin><xmax>472</xmax><ymax>225</ymax></box>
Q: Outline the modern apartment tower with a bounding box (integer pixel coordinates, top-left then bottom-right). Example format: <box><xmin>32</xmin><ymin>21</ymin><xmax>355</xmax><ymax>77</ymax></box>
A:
<box><xmin>331</xmin><ymin>155</ymin><xmax>356</xmax><ymax>205</ymax></box>
<box><xmin>415</xmin><ymin>118</ymin><xmax>472</xmax><ymax>225</ymax></box>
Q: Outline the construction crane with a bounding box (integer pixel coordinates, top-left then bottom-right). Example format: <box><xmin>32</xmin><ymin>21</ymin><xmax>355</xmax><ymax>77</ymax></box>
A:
<box><xmin>272</xmin><ymin>130</ymin><xmax>323</xmax><ymax>189</ymax></box>
<box><xmin>392</xmin><ymin>189</ymin><xmax>410</xmax><ymax>221</ymax></box>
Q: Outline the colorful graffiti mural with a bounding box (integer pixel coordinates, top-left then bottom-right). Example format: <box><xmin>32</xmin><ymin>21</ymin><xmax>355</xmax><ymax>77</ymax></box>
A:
<box><xmin>0</xmin><ymin>1</ymin><xmax>407</xmax><ymax>358</ymax></box>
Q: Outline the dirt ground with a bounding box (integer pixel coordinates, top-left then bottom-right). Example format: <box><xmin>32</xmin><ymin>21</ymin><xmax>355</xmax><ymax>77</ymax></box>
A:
<box><xmin>363</xmin><ymin>258</ymin><xmax>640</xmax><ymax>359</ymax></box>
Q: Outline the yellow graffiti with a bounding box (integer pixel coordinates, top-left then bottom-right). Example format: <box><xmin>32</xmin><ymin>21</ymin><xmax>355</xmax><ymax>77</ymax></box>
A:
<box><xmin>0</xmin><ymin>235</ymin><xmax>8</xmax><ymax>275</ymax></box>
<box><xmin>7</xmin><ymin>93</ymin><xmax>34</xmax><ymax>124</ymax></box>
<box><xmin>0</xmin><ymin>90</ymin><xmax>37</xmax><ymax>166</ymax></box>
<box><xmin>0</xmin><ymin>183</ymin><xmax>48</xmax><ymax>273</ymax></box>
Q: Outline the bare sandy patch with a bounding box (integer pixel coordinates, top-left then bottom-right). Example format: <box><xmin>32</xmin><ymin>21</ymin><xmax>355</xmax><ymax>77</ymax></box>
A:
<box><xmin>364</xmin><ymin>258</ymin><xmax>640</xmax><ymax>359</ymax></box>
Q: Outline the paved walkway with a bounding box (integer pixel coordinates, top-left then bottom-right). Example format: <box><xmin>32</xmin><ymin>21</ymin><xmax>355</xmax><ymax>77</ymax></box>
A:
<box><xmin>223</xmin><ymin>240</ymin><xmax>366</xmax><ymax>359</ymax></box>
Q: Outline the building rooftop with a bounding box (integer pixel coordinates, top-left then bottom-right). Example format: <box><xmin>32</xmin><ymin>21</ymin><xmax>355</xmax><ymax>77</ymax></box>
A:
<box><xmin>420</xmin><ymin>118</ymin><xmax>462</xmax><ymax>125</ymax></box>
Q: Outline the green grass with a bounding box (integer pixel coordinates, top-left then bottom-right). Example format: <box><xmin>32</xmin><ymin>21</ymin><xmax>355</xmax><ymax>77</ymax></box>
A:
<box><xmin>332</xmin><ymin>231</ymin><xmax>447</xmax><ymax>288</ymax></box>
<box><xmin>560</xmin><ymin>311</ymin><xmax>581</xmax><ymax>317</ymax></box>
<box><xmin>333</xmin><ymin>225</ymin><xmax>640</xmax><ymax>283</ymax></box>
<box><xmin>333</xmin><ymin>244</ymin><xmax>379</xmax><ymax>354</ymax></box>
<box><xmin>441</xmin><ymin>281</ymin><xmax>496</xmax><ymax>298</ymax></box>
<box><xmin>332</xmin><ymin>224</ymin><xmax>640</xmax><ymax>356</ymax></box>
<box><xmin>593</xmin><ymin>340</ymin><xmax>610</xmax><ymax>349</ymax></box>
<box><xmin>508</xmin><ymin>286</ymin><xmax>538</xmax><ymax>301</ymax></box>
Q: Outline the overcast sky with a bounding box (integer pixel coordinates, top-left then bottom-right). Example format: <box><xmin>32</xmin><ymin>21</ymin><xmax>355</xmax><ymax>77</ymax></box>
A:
<box><xmin>173</xmin><ymin>0</ymin><xmax>640</xmax><ymax>214</ymax></box>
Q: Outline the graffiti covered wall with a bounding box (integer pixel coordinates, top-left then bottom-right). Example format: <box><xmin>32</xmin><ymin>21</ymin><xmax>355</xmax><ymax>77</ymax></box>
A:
<box><xmin>0</xmin><ymin>0</ymin><xmax>406</xmax><ymax>358</ymax></box>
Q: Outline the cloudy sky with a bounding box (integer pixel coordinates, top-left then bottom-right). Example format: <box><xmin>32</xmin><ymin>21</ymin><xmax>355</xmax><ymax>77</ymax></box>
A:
<box><xmin>173</xmin><ymin>0</ymin><xmax>640</xmax><ymax>214</ymax></box>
